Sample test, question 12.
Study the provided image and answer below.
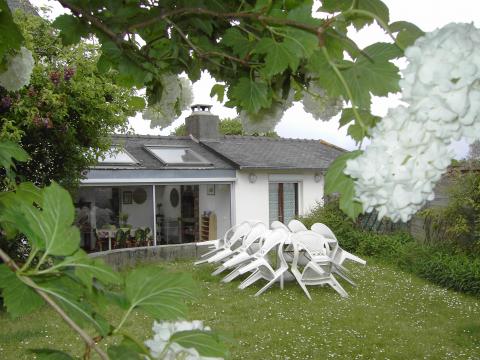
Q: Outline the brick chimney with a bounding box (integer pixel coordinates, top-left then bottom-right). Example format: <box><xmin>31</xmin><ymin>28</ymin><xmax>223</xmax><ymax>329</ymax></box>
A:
<box><xmin>185</xmin><ymin>104</ymin><xmax>220</xmax><ymax>140</ymax></box>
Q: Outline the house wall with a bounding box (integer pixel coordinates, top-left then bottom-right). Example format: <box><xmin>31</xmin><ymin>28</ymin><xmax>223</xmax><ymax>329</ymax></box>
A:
<box><xmin>198</xmin><ymin>184</ymin><xmax>231</xmax><ymax>237</ymax></box>
<box><xmin>234</xmin><ymin>170</ymin><xmax>324</xmax><ymax>226</ymax></box>
<box><xmin>120</xmin><ymin>185</ymin><xmax>154</xmax><ymax>230</ymax></box>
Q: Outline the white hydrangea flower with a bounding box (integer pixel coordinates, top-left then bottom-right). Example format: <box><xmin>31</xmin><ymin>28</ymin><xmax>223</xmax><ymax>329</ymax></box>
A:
<box><xmin>0</xmin><ymin>47</ymin><xmax>34</xmax><ymax>92</ymax></box>
<box><xmin>346</xmin><ymin>23</ymin><xmax>480</xmax><ymax>222</ymax></box>
<box><xmin>145</xmin><ymin>320</ymin><xmax>222</xmax><ymax>360</ymax></box>
<box><xmin>345</xmin><ymin>106</ymin><xmax>454</xmax><ymax>222</ymax></box>
<box><xmin>142</xmin><ymin>73</ymin><xmax>193</xmax><ymax>129</ymax></box>
<box><xmin>302</xmin><ymin>81</ymin><xmax>343</xmax><ymax>121</ymax></box>
<box><xmin>240</xmin><ymin>90</ymin><xmax>294</xmax><ymax>134</ymax></box>
<box><xmin>401</xmin><ymin>23</ymin><xmax>480</xmax><ymax>142</ymax></box>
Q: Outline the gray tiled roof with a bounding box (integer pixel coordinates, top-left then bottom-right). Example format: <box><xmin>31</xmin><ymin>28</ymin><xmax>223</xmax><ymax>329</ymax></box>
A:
<box><xmin>202</xmin><ymin>136</ymin><xmax>345</xmax><ymax>170</ymax></box>
<box><xmin>103</xmin><ymin>134</ymin><xmax>235</xmax><ymax>170</ymax></box>
<box><xmin>97</xmin><ymin>134</ymin><xmax>344</xmax><ymax>171</ymax></box>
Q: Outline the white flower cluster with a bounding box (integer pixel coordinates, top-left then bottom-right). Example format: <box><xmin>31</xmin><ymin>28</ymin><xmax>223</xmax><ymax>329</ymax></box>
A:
<box><xmin>302</xmin><ymin>81</ymin><xmax>343</xmax><ymax>121</ymax></box>
<box><xmin>145</xmin><ymin>320</ymin><xmax>223</xmax><ymax>360</ymax></box>
<box><xmin>0</xmin><ymin>47</ymin><xmax>34</xmax><ymax>92</ymax></box>
<box><xmin>345</xmin><ymin>23</ymin><xmax>480</xmax><ymax>222</ymax></box>
<box><xmin>240</xmin><ymin>90</ymin><xmax>294</xmax><ymax>134</ymax></box>
<box><xmin>142</xmin><ymin>73</ymin><xmax>193</xmax><ymax>129</ymax></box>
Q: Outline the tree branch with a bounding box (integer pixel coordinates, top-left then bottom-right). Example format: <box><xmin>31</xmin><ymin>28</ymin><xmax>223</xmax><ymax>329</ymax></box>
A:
<box><xmin>127</xmin><ymin>7</ymin><xmax>323</xmax><ymax>35</ymax></box>
<box><xmin>166</xmin><ymin>18</ymin><xmax>253</xmax><ymax>68</ymax></box>
<box><xmin>0</xmin><ymin>248</ymin><xmax>109</xmax><ymax>360</ymax></box>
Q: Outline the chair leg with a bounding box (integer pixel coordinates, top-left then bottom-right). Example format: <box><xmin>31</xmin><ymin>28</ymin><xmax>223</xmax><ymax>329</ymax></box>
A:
<box><xmin>238</xmin><ymin>271</ymin><xmax>262</xmax><ymax>290</ymax></box>
<box><xmin>255</xmin><ymin>277</ymin><xmax>277</xmax><ymax>297</ymax></box>
<box><xmin>333</xmin><ymin>268</ymin><xmax>356</xmax><ymax>287</ymax></box>
<box><xmin>290</xmin><ymin>268</ymin><xmax>312</xmax><ymax>301</ymax></box>
<box><xmin>211</xmin><ymin>265</ymin><xmax>226</xmax><ymax>276</ymax></box>
<box><xmin>328</xmin><ymin>275</ymin><xmax>349</xmax><ymax>298</ymax></box>
<box><xmin>222</xmin><ymin>265</ymin><xmax>243</xmax><ymax>283</ymax></box>
<box><xmin>346</xmin><ymin>253</ymin><xmax>366</xmax><ymax>265</ymax></box>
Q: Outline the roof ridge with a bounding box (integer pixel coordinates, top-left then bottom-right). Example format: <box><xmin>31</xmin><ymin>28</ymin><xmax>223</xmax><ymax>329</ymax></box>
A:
<box><xmin>112</xmin><ymin>134</ymin><xmax>191</xmax><ymax>140</ymax></box>
<box><xmin>222</xmin><ymin>135</ymin><xmax>346</xmax><ymax>151</ymax></box>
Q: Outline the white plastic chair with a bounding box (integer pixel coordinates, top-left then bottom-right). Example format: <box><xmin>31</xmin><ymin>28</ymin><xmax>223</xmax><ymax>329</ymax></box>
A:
<box><xmin>236</xmin><ymin>228</ymin><xmax>290</xmax><ymax>296</ymax></box>
<box><xmin>211</xmin><ymin>222</ymin><xmax>267</xmax><ymax>276</ymax></box>
<box><xmin>271</xmin><ymin>220</ymin><xmax>289</xmax><ymax>231</ymax></box>
<box><xmin>311</xmin><ymin>222</ymin><xmax>366</xmax><ymax>267</ymax></box>
<box><xmin>289</xmin><ymin>231</ymin><xmax>348</xmax><ymax>299</ymax></box>
<box><xmin>195</xmin><ymin>222</ymin><xmax>253</xmax><ymax>265</ymax></box>
<box><xmin>288</xmin><ymin>219</ymin><xmax>307</xmax><ymax>233</ymax></box>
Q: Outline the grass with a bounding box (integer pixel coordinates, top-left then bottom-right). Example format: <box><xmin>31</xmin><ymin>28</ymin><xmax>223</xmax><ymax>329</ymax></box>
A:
<box><xmin>1</xmin><ymin>258</ymin><xmax>480</xmax><ymax>359</ymax></box>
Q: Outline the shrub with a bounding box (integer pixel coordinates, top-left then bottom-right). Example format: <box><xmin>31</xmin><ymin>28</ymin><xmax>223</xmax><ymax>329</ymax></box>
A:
<box><xmin>300</xmin><ymin>200</ymin><xmax>480</xmax><ymax>296</ymax></box>
<box><xmin>420</xmin><ymin>168</ymin><xmax>480</xmax><ymax>255</ymax></box>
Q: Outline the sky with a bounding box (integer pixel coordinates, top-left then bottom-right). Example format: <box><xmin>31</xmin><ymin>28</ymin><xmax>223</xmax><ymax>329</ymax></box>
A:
<box><xmin>32</xmin><ymin>0</ymin><xmax>480</xmax><ymax>158</ymax></box>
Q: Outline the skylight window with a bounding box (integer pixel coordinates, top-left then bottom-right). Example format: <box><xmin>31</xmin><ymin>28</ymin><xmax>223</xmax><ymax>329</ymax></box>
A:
<box><xmin>145</xmin><ymin>146</ymin><xmax>211</xmax><ymax>166</ymax></box>
<box><xmin>100</xmin><ymin>147</ymin><xmax>138</xmax><ymax>165</ymax></box>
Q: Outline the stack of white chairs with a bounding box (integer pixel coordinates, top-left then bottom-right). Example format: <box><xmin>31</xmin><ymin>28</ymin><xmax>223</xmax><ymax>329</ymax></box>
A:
<box><xmin>195</xmin><ymin>219</ymin><xmax>366</xmax><ymax>299</ymax></box>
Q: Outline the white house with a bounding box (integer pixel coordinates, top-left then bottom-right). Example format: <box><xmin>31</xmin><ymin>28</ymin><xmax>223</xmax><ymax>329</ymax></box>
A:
<box><xmin>75</xmin><ymin>105</ymin><xmax>344</xmax><ymax>252</ymax></box>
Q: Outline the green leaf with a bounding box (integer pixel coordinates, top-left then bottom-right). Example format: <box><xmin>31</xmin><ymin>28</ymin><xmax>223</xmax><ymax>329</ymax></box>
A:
<box><xmin>1</xmin><ymin>182</ymin><xmax>79</xmax><ymax>254</ymax></box>
<box><xmin>52</xmin><ymin>15</ymin><xmax>89</xmax><ymax>46</ymax></box>
<box><xmin>191</xmin><ymin>18</ymin><xmax>214</xmax><ymax>36</ymax></box>
<box><xmin>390</xmin><ymin>21</ymin><xmax>425</xmax><ymax>49</ymax></box>
<box><xmin>230</xmin><ymin>78</ymin><xmax>271</xmax><ymax>113</ymax></box>
<box><xmin>171</xmin><ymin>330</ymin><xmax>229</xmax><ymax>358</ymax></box>
<box><xmin>125</xmin><ymin>266</ymin><xmax>195</xmax><ymax>319</ymax></box>
<box><xmin>320</xmin><ymin>0</ymin><xmax>352</xmax><ymax>13</ymax></box>
<box><xmin>0</xmin><ymin>0</ymin><xmax>24</xmax><ymax>60</ymax></box>
<box><xmin>284</xmin><ymin>28</ymin><xmax>318</xmax><ymax>58</ymax></box>
<box><xmin>307</xmin><ymin>50</ymin><xmax>346</xmax><ymax>99</ymax></box>
<box><xmin>107</xmin><ymin>345</ymin><xmax>143</xmax><ymax>360</ymax></box>
<box><xmin>345</xmin><ymin>50</ymin><xmax>401</xmax><ymax>104</ymax></box>
<box><xmin>255</xmin><ymin>38</ymin><xmax>299</xmax><ymax>76</ymax></box>
<box><xmin>325</xmin><ymin>151</ymin><xmax>363</xmax><ymax>219</ymax></box>
<box><xmin>58</xmin><ymin>250</ymin><xmax>122</xmax><ymax>289</ymax></box>
<box><xmin>15</xmin><ymin>182</ymin><xmax>42</xmax><ymax>207</ymax></box>
<box><xmin>37</xmin><ymin>182</ymin><xmax>80</xmax><ymax>256</ymax></box>
<box><xmin>287</xmin><ymin>2</ymin><xmax>322</xmax><ymax>27</ymax></box>
<box><xmin>0</xmin><ymin>264</ymin><xmax>44</xmax><ymax>318</ymax></box>
<box><xmin>210</xmin><ymin>84</ymin><xmax>225</xmax><ymax>103</ymax></box>
<box><xmin>38</xmin><ymin>276</ymin><xmax>110</xmax><ymax>336</ymax></box>
<box><xmin>351</xmin><ymin>0</ymin><xmax>390</xmax><ymax>30</ymax></box>
<box><xmin>107</xmin><ymin>335</ymin><xmax>149</xmax><ymax>360</ymax></box>
<box><xmin>0</xmin><ymin>140</ymin><xmax>30</xmax><ymax>172</ymax></box>
<box><xmin>347</xmin><ymin>123</ymin><xmax>364</xmax><ymax>143</ymax></box>
<box><xmin>360</xmin><ymin>42</ymin><xmax>403</xmax><ymax>62</ymax></box>
<box><xmin>222</xmin><ymin>28</ymin><xmax>253</xmax><ymax>58</ymax></box>
<box><xmin>30</xmin><ymin>349</ymin><xmax>75</xmax><ymax>360</ymax></box>
<box><xmin>127</xmin><ymin>96</ymin><xmax>146</xmax><ymax>111</ymax></box>
<box><xmin>339</xmin><ymin>108</ymin><xmax>381</xmax><ymax>130</ymax></box>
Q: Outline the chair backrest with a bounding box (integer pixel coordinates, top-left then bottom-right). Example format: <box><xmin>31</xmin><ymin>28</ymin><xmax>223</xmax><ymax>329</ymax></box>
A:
<box><xmin>271</xmin><ymin>221</ymin><xmax>289</xmax><ymax>231</ymax></box>
<box><xmin>311</xmin><ymin>223</ymin><xmax>337</xmax><ymax>242</ymax></box>
<box><xmin>241</xmin><ymin>222</ymin><xmax>267</xmax><ymax>249</ymax></box>
<box><xmin>290</xmin><ymin>231</ymin><xmax>329</xmax><ymax>254</ymax></box>
<box><xmin>288</xmin><ymin>219</ymin><xmax>307</xmax><ymax>233</ymax></box>
<box><xmin>225</xmin><ymin>222</ymin><xmax>252</xmax><ymax>248</ymax></box>
<box><xmin>257</xmin><ymin>228</ymin><xmax>288</xmax><ymax>257</ymax></box>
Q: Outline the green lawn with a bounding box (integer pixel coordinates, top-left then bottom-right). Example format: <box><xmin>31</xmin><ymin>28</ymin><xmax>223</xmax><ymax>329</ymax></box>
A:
<box><xmin>1</xmin><ymin>258</ymin><xmax>480</xmax><ymax>359</ymax></box>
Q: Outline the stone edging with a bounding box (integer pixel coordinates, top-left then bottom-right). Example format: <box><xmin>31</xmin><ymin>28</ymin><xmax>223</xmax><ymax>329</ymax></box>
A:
<box><xmin>88</xmin><ymin>243</ymin><xmax>209</xmax><ymax>270</ymax></box>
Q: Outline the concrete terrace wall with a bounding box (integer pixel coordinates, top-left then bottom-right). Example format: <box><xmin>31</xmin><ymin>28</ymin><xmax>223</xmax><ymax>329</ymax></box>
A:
<box><xmin>89</xmin><ymin>244</ymin><xmax>208</xmax><ymax>270</ymax></box>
